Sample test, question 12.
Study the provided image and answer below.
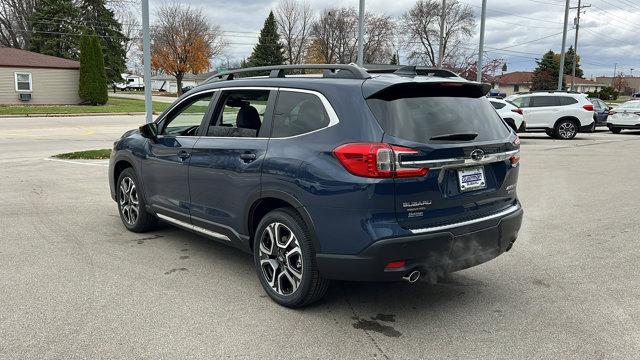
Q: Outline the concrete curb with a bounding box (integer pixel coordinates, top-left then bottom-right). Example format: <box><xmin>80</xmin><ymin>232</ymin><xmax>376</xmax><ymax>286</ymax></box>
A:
<box><xmin>0</xmin><ymin>112</ymin><xmax>153</xmax><ymax>118</ymax></box>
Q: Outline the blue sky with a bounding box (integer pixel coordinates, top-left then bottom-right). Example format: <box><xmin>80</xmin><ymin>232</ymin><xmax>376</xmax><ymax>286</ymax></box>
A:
<box><xmin>149</xmin><ymin>0</ymin><xmax>640</xmax><ymax>78</ymax></box>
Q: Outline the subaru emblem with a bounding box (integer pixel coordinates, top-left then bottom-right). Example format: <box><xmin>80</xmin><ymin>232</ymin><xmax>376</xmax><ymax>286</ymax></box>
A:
<box><xmin>470</xmin><ymin>149</ymin><xmax>485</xmax><ymax>161</ymax></box>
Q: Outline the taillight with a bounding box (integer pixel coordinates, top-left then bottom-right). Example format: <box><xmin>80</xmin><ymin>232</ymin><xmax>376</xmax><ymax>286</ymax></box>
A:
<box><xmin>333</xmin><ymin>143</ymin><xmax>428</xmax><ymax>178</ymax></box>
<box><xmin>609</xmin><ymin>110</ymin><xmax>616</xmax><ymax>115</ymax></box>
<box><xmin>512</xmin><ymin>136</ymin><xmax>521</xmax><ymax>146</ymax></box>
<box><xmin>510</xmin><ymin>152</ymin><xmax>520</xmax><ymax>167</ymax></box>
<box><xmin>583</xmin><ymin>104</ymin><xmax>594</xmax><ymax>111</ymax></box>
<box><xmin>511</xmin><ymin>108</ymin><xmax>523</xmax><ymax>115</ymax></box>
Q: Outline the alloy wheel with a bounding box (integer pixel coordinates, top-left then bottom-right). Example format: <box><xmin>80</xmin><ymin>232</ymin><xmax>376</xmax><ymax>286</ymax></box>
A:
<box><xmin>258</xmin><ymin>222</ymin><xmax>303</xmax><ymax>296</ymax></box>
<box><xmin>118</xmin><ymin>177</ymin><xmax>139</xmax><ymax>225</ymax></box>
<box><xmin>558</xmin><ymin>122</ymin><xmax>576</xmax><ymax>139</ymax></box>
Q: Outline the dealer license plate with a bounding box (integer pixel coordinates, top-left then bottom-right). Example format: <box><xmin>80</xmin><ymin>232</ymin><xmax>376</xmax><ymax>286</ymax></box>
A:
<box><xmin>458</xmin><ymin>166</ymin><xmax>486</xmax><ymax>192</ymax></box>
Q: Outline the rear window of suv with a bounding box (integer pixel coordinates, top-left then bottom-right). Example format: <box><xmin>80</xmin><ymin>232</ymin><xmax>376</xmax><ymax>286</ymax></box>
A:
<box><xmin>367</xmin><ymin>96</ymin><xmax>511</xmax><ymax>143</ymax></box>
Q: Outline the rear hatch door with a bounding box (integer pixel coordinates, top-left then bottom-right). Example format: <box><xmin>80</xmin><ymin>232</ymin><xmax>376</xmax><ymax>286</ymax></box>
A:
<box><xmin>365</xmin><ymin>80</ymin><xmax>520</xmax><ymax>231</ymax></box>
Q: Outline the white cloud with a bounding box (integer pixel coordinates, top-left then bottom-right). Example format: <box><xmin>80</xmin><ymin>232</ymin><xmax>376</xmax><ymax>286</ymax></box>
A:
<box><xmin>148</xmin><ymin>0</ymin><xmax>640</xmax><ymax>77</ymax></box>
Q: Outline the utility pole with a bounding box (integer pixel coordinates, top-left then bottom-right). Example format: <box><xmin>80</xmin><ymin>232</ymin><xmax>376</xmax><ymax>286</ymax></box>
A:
<box><xmin>141</xmin><ymin>0</ymin><xmax>152</xmax><ymax>123</ymax></box>
<box><xmin>477</xmin><ymin>0</ymin><xmax>487</xmax><ymax>82</ymax></box>
<box><xmin>357</xmin><ymin>0</ymin><xmax>365</xmax><ymax>67</ymax></box>
<box><xmin>613</xmin><ymin>63</ymin><xmax>617</xmax><ymax>78</ymax></box>
<box><xmin>557</xmin><ymin>0</ymin><xmax>570</xmax><ymax>91</ymax></box>
<box><xmin>438</xmin><ymin>0</ymin><xmax>446</xmax><ymax>68</ymax></box>
<box><xmin>569</xmin><ymin>0</ymin><xmax>590</xmax><ymax>91</ymax></box>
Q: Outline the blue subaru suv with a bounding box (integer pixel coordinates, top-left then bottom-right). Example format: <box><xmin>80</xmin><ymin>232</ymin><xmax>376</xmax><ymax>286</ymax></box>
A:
<box><xmin>109</xmin><ymin>64</ymin><xmax>523</xmax><ymax>307</ymax></box>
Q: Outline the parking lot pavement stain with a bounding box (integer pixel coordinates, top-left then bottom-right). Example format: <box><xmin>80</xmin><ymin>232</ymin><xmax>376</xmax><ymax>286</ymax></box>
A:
<box><xmin>371</xmin><ymin>314</ymin><xmax>396</xmax><ymax>323</ymax></box>
<box><xmin>179</xmin><ymin>255</ymin><xmax>190</xmax><ymax>260</ymax></box>
<box><xmin>164</xmin><ymin>268</ymin><xmax>188</xmax><ymax>275</ymax></box>
<box><xmin>532</xmin><ymin>278</ymin><xmax>552</xmax><ymax>288</ymax></box>
<box><xmin>180</xmin><ymin>248</ymin><xmax>189</xmax><ymax>252</ymax></box>
<box><xmin>130</xmin><ymin>234</ymin><xmax>164</xmax><ymax>244</ymax></box>
<box><xmin>352</xmin><ymin>317</ymin><xmax>402</xmax><ymax>338</ymax></box>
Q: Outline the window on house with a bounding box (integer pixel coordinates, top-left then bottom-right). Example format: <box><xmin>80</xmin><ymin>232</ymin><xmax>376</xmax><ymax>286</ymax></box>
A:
<box><xmin>15</xmin><ymin>73</ymin><xmax>32</xmax><ymax>92</ymax></box>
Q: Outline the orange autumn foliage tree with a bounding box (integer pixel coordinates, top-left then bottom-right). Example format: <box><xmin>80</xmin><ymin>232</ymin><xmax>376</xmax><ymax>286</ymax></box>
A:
<box><xmin>151</xmin><ymin>4</ymin><xmax>225</xmax><ymax>95</ymax></box>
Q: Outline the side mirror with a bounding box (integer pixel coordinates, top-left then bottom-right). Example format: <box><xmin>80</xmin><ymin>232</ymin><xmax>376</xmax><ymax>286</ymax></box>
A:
<box><xmin>139</xmin><ymin>122</ymin><xmax>158</xmax><ymax>139</ymax></box>
<box><xmin>608</xmin><ymin>106</ymin><xmax>613</xmax><ymax>110</ymax></box>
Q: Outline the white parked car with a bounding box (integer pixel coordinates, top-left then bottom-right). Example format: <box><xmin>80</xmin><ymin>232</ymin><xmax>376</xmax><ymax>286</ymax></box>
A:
<box><xmin>607</xmin><ymin>100</ymin><xmax>640</xmax><ymax>133</ymax></box>
<box><xmin>489</xmin><ymin>98</ymin><xmax>525</xmax><ymax>132</ymax></box>
<box><xmin>506</xmin><ymin>92</ymin><xmax>595</xmax><ymax>139</ymax></box>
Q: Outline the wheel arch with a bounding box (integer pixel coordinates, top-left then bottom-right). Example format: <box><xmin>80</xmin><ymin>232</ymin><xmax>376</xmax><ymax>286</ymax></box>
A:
<box><xmin>246</xmin><ymin>191</ymin><xmax>319</xmax><ymax>253</ymax></box>
<box><xmin>553</xmin><ymin>116</ymin><xmax>580</xmax><ymax>129</ymax></box>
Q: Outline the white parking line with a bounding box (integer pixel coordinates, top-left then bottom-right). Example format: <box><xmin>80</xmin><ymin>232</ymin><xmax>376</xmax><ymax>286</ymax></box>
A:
<box><xmin>42</xmin><ymin>157</ymin><xmax>109</xmax><ymax>167</ymax></box>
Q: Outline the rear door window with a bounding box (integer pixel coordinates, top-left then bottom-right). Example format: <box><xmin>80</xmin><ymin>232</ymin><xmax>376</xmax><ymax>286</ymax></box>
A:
<box><xmin>558</xmin><ymin>96</ymin><xmax>578</xmax><ymax>106</ymax></box>
<box><xmin>206</xmin><ymin>89</ymin><xmax>271</xmax><ymax>138</ymax></box>
<box><xmin>530</xmin><ymin>96</ymin><xmax>559</xmax><ymax>107</ymax></box>
<box><xmin>366</xmin><ymin>96</ymin><xmax>511</xmax><ymax>143</ymax></box>
<box><xmin>271</xmin><ymin>91</ymin><xmax>330</xmax><ymax>137</ymax></box>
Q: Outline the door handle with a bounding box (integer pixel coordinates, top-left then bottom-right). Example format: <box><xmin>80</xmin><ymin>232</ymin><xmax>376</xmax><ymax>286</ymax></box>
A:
<box><xmin>240</xmin><ymin>153</ymin><xmax>257</xmax><ymax>162</ymax></box>
<box><xmin>177</xmin><ymin>150</ymin><xmax>191</xmax><ymax>160</ymax></box>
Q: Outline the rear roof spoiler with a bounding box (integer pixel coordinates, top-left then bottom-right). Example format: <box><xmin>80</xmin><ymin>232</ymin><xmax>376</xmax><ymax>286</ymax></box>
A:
<box><xmin>365</xmin><ymin>81</ymin><xmax>492</xmax><ymax>101</ymax></box>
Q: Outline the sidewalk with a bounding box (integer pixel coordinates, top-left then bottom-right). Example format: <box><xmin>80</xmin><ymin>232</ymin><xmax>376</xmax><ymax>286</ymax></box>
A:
<box><xmin>109</xmin><ymin>92</ymin><xmax>177</xmax><ymax>103</ymax></box>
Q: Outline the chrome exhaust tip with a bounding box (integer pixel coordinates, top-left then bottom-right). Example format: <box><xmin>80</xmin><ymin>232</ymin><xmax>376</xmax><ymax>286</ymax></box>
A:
<box><xmin>403</xmin><ymin>270</ymin><xmax>421</xmax><ymax>283</ymax></box>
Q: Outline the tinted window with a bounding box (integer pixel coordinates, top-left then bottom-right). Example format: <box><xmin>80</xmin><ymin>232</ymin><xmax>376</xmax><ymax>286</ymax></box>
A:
<box><xmin>510</xmin><ymin>96</ymin><xmax>530</xmax><ymax>108</ymax></box>
<box><xmin>162</xmin><ymin>94</ymin><xmax>213</xmax><ymax>136</ymax></box>
<box><xmin>271</xmin><ymin>91</ymin><xmax>330</xmax><ymax>137</ymax></box>
<box><xmin>207</xmin><ymin>90</ymin><xmax>270</xmax><ymax>138</ymax></box>
<box><xmin>558</xmin><ymin>96</ymin><xmax>578</xmax><ymax>106</ymax></box>
<box><xmin>367</xmin><ymin>97</ymin><xmax>511</xmax><ymax>143</ymax></box>
<box><xmin>530</xmin><ymin>96</ymin><xmax>559</xmax><ymax>107</ymax></box>
<box><xmin>490</xmin><ymin>101</ymin><xmax>506</xmax><ymax>109</ymax></box>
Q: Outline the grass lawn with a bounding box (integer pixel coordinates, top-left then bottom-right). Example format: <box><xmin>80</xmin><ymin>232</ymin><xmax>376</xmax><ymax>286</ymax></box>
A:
<box><xmin>0</xmin><ymin>97</ymin><xmax>171</xmax><ymax>115</ymax></box>
<box><xmin>53</xmin><ymin>149</ymin><xmax>112</xmax><ymax>160</ymax></box>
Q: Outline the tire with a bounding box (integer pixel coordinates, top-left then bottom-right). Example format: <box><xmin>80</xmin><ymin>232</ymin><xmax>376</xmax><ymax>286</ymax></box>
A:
<box><xmin>116</xmin><ymin>167</ymin><xmax>157</xmax><ymax>232</ymax></box>
<box><xmin>545</xmin><ymin>129</ymin><xmax>556</xmax><ymax>138</ymax></box>
<box><xmin>253</xmin><ymin>208</ymin><xmax>329</xmax><ymax>308</ymax></box>
<box><xmin>610</xmin><ymin>127</ymin><xmax>622</xmax><ymax>134</ymax></box>
<box><xmin>554</xmin><ymin>119</ymin><xmax>578</xmax><ymax>140</ymax></box>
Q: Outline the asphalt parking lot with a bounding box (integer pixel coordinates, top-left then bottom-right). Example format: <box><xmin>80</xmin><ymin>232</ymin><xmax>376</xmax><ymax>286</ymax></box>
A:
<box><xmin>1</xmin><ymin>115</ymin><xmax>639</xmax><ymax>359</ymax></box>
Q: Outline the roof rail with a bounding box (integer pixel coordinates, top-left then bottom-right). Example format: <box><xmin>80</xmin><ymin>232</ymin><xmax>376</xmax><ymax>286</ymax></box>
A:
<box><xmin>203</xmin><ymin>64</ymin><xmax>371</xmax><ymax>83</ymax></box>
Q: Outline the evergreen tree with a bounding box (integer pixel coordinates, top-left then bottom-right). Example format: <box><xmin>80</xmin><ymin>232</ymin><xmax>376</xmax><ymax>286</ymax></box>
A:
<box><xmin>390</xmin><ymin>53</ymin><xmax>399</xmax><ymax>65</ymax></box>
<box><xmin>79</xmin><ymin>32</ymin><xmax>108</xmax><ymax>105</ymax></box>
<box><xmin>28</xmin><ymin>0</ymin><xmax>80</xmax><ymax>59</ymax></box>
<box><xmin>562</xmin><ymin>46</ymin><xmax>584</xmax><ymax>78</ymax></box>
<box><xmin>91</xmin><ymin>35</ymin><xmax>108</xmax><ymax>105</ymax></box>
<box><xmin>247</xmin><ymin>11</ymin><xmax>285</xmax><ymax>67</ymax></box>
<box><xmin>79</xmin><ymin>0</ymin><xmax>127</xmax><ymax>84</ymax></box>
<box><xmin>531</xmin><ymin>50</ymin><xmax>561</xmax><ymax>91</ymax></box>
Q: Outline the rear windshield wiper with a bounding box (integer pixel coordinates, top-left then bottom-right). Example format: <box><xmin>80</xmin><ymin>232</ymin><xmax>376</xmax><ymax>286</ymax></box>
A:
<box><xmin>429</xmin><ymin>132</ymin><xmax>479</xmax><ymax>141</ymax></box>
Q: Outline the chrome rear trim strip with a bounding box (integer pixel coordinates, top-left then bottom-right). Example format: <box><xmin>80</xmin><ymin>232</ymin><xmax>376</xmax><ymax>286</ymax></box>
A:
<box><xmin>408</xmin><ymin>204</ymin><xmax>521</xmax><ymax>234</ymax></box>
<box><xmin>157</xmin><ymin>213</ymin><xmax>231</xmax><ymax>241</ymax></box>
<box><xmin>401</xmin><ymin>149</ymin><xmax>519</xmax><ymax>170</ymax></box>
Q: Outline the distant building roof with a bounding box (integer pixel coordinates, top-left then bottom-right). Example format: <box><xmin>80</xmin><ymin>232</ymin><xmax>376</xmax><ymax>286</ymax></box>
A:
<box><xmin>564</xmin><ymin>75</ymin><xmax>602</xmax><ymax>85</ymax></box>
<box><xmin>0</xmin><ymin>47</ymin><xmax>80</xmax><ymax>69</ymax></box>
<box><xmin>497</xmin><ymin>71</ymin><xmax>533</xmax><ymax>85</ymax></box>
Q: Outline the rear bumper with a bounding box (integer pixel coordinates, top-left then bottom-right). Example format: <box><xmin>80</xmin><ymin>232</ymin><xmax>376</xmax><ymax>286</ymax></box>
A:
<box><xmin>316</xmin><ymin>205</ymin><xmax>523</xmax><ymax>281</ymax></box>
<box><xmin>579</xmin><ymin>121</ymin><xmax>595</xmax><ymax>132</ymax></box>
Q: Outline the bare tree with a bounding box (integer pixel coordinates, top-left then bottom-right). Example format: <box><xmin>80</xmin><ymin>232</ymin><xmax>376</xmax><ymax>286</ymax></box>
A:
<box><xmin>310</xmin><ymin>7</ymin><xmax>358</xmax><ymax>63</ymax></box>
<box><xmin>401</xmin><ymin>0</ymin><xmax>474</xmax><ymax>67</ymax></box>
<box><xmin>363</xmin><ymin>14</ymin><xmax>395</xmax><ymax>64</ymax></box>
<box><xmin>151</xmin><ymin>3</ymin><xmax>225</xmax><ymax>94</ymax></box>
<box><xmin>275</xmin><ymin>0</ymin><xmax>314</xmax><ymax>64</ymax></box>
<box><xmin>0</xmin><ymin>0</ymin><xmax>35</xmax><ymax>48</ymax></box>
